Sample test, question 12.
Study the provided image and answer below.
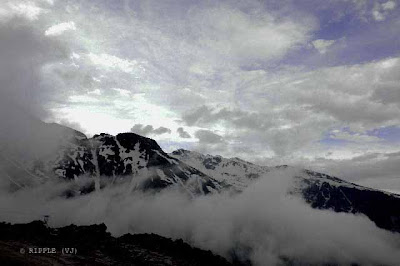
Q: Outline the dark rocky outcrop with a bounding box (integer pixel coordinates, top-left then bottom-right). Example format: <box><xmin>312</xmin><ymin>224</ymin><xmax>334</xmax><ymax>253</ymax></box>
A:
<box><xmin>0</xmin><ymin>221</ymin><xmax>235</xmax><ymax>266</ymax></box>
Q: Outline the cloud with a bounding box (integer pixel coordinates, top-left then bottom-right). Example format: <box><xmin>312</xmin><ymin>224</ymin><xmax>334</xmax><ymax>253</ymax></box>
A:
<box><xmin>1</xmin><ymin>0</ymin><xmax>399</xmax><ymax>189</ymax></box>
<box><xmin>342</xmin><ymin>0</ymin><xmax>397</xmax><ymax>22</ymax></box>
<box><xmin>313</xmin><ymin>151</ymin><xmax>400</xmax><ymax>183</ymax></box>
<box><xmin>370</xmin><ymin>80</ymin><xmax>400</xmax><ymax>107</ymax></box>
<box><xmin>177</xmin><ymin>127</ymin><xmax>191</xmax><ymax>139</ymax></box>
<box><xmin>312</xmin><ymin>39</ymin><xmax>336</xmax><ymax>54</ymax></box>
<box><xmin>112</xmin><ymin>88</ymin><xmax>131</xmax><ymax>97</ymax></box>
<box><xmin>57</xmin><ymin>119</ymin><xmax>87</xmax><ymax>135</ymax></box>
<box><xmin>131</xmin><ymin>124</ymin><xmax>171</xmax><ymax>136</ymax></box>
<box><xmin>1</xmin><ymin>168</ymin><xmax>400</xmax><ymax>265</ymax></box>
<box><xmin>153</xmin><ymin>127</ymin><xmax>172</xmax><ymax>135</ymax></box>
<box><xmin>187</xmin><ymin>4</ymin><xmax>315</xmax><ymax>64</ymax></box>
<box><xmin>182</xmin><ymin>105</ymin><xmax>273</xmax><ymax>131</ymax></box>
<box><xmin>372</xmin><ymin>1</ymin><xmax>397</xmax><ymax>21</ymax></box>
<box><xmin>45</xmin><ymin>21</ymin><xmax>76</xmax><ymax>36</ymax></box>
<box><xmin>358</xmin><ymin>176</ymin><xmax>400</xmax><ymax>195</ymax></box>
<box><xmin>330</xmin><ymin>130</ymin><xmax>382</xmax><ymax>143</ymax></box>
<box><xmin>195</xmin><ymin>130</ymin><xmax>223</xmax><ymax>144</ymax></box>
<box><xmin>173</xmin><ymin>55</ymin><xmax>400</xmax><ymax>163</ymax></box>
<box><xmin>88</xmin><ymin>53</ymin><xmax>141</xmax><ymax>74</ymax></box>
<box><xmin>0</xmin><ymin>13</ymin><xmax>69</xmax><ymax>119</ymax></box>
<box><xmin>382</xmin><ymin>1</ymin><xmax>396</xmax><ymax>11</ymax></box>
<box><xmin>0</xmin><ymin>1</ymin><xmax>45</xmax><ymax>21</ymax></box>
<box><xmin>182</xmin><ymin>106</ymin><xmax>212</xmax><ymax>127</ymax></box>
<box><xmin>0</xmin><ymin>2</ymin><xmax>86</xmax><ymax>180</ymax></box>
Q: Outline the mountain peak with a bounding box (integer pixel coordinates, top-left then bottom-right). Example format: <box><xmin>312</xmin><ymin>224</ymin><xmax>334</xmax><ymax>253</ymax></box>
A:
<box><xmin>49</xmin><ymin>130</ymin><xmax>222</xmax><ymax>195</ymax></box>
<box><xmin>171</xmin><ymin>149</ymin><xmax>193</xmax><ymax>155</ymax></box>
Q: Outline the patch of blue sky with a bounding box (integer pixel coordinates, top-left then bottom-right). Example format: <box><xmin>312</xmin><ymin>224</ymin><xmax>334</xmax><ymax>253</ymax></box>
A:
<box><xmin>367</xmin><ymin>126</ymin><xmax>400</xmax><ymax>142</ymax></box>
<box><xmin>319</xmin><ymin>126</ymin><xmax>400</xmax><ymax>146</ymax></box>
<box><xmin>319</xmin><ymin>136</ymin><xmax>351</xmax><ymax>146</ymax></box>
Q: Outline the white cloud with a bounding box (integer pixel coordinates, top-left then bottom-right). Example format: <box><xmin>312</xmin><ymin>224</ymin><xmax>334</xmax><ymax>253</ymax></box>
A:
<box><xmin>190</xmin><ymin>5</ymin><xmax>315</xmax><ymax>63</ymax></box>
<box><xmin>50</xmin><ymin>106</ymin><xmax>134</xmax><ymax>136</ymax></box>
<box><xmin>113</xmin><ymin>88</ymin><xmax>131</xmax><ymax>97</ymax></box>
<box><xmin>0</xmin><ymin>1</ymin><xmax>44</xmax><ymax>21</ymax></box>
<box><xmin>330</xmin><ymin>130</ymin><xmax>382</xmax><ymax>143</ymax></box>
<box><xmin>45</xmin><ymin>21</ymin><xmax>76</xmax><ymax>36</ymax></box>
<box><xmin>27</xmin><ymin>0</ymin><xmax>317</xmax><ymax>142</ymax></box>
<box><xmin>372</xmin><ymin>1</ymin><xmax>397</xmax><ymax>21</ymax></box>
<box><xmin>50</xmin><ymin>91</ymin><xmax>181</xmax><ymax>138</ymax></box>
<box><xmin>373</xmin><ymin>9</ymin><xmax>385</xmax><ymax>21</ymax></box>
<box><xmin>344</xmin><ymin>0</ymin><xmax>397</xmax><ymax>21</ymax></box>
<box><xmin>88</xmin><ymin>53</ymin><xmax>140</xmax><ymax>74</ymax></box>
<box><xmin>382</xmin><ymin>1</ymin><xmax>396</xmax><ymax>11</ymax></box>
<box><xmin>312</xmin><ymin>39</ymin><xmax>336</xmax><ymax>54</ymax></box>
<box><xmin>88</xmin><ymin>89</ymin><xmax>101</xmax><ymax>95</ymax></box>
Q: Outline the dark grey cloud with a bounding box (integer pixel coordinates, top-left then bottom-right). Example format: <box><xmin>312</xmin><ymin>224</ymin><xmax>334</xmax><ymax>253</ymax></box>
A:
<box><xmin>177</xmin><ymin>127</ymin><xmax>191</xmax><ymax>138</ymax></box>
<box><xmin>182</xmin><ymin>106</ymin><xmax>212</xmax><ymax>126</ymax></box>
<box><xmin>195</xmin><ymin>130</ymin><xmax>222</xmax><ymax>144</ymax></box>
<box><xmin>182</xmin><ymin>105</ymin><xmax>331</xmax><ymax>156</ymax></box>
<box><xmin>0</xmin><ymin>12</ymin><xmax>77</xmax><ymax>167</ymax></box>
<box><xmin>131</xmin><ymin>124</ymin><xmax>171</xmax><ymax>136</ymax></box>
<box><xmin>182</xmin><ymin>105</ymin><xmax>274</xmax><ymax>130</ymax></box>
<box><xmin>153</xmin><ymin>127</ymin><xmax>171</xmax><ymax>135</ymax></box>
<box><xmin>58</xmin><ymin>119</ymin><xmax>87</xmax><ymax>135</ymax></box>
<box><xmin>371</xmin><ymin>84</ymin><xmax>400</xmax><ymax>106</ymax></box>
<box><xmin>315</xmin><ymin>151</ymin><xmax>400</xmax><ymax>183</ymax></box>
<box><xmin>303</xmin><ymin>94</ymin><xmax>399</xmax><ymax>125</ymax></box>
<box><xmin>0</xmin><ymin>18</ymin><xmax>69</xmax><ymax>119</ymax></box>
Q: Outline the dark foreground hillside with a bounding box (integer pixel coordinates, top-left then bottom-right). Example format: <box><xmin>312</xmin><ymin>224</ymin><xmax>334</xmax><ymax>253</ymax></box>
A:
<box><xmin>0</xmin><ymin>221</ymin><xmax>234</xmax><ymax>266</ymax></box>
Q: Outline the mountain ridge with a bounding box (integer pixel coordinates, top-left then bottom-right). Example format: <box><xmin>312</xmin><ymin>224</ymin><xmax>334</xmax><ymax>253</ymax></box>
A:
<box><xmin>0</xmin><ymin>220</ymin><xmax>235</xmax><ymax>266</ymax></box>
<box><xmin>1</xmin><ymin>121</ymin><xmax>400</xmax><ymax>233</ymax></box>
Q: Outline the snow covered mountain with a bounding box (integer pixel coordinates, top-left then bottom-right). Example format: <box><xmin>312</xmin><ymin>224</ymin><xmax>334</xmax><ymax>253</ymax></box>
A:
<box><xmin>2</xmin><ymin>120</ymin><xmax>399</xmax><ymax>233</ymax></box>
<box><xmin>0</xmin><ymin>114</ymin><xmax>222</xmax><ymax>196</ymax></box>
<box><xmin>170</xmin><ymin>149</ymin><xmax>270</xmax><ymax>191</ymax></box>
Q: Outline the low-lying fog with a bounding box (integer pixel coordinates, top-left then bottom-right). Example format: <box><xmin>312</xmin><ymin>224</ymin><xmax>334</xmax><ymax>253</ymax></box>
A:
<box><xmin>1</xmin><ymin>168</ymin><xmax>399</xmax><ymax>266</ymax></box>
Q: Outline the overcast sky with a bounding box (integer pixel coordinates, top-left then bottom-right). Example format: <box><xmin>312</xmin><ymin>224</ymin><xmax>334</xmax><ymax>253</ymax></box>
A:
<box><xmin>0</xmin><ymin>0</ymin><xmax>399</xmax><ymax>192</ymax></box>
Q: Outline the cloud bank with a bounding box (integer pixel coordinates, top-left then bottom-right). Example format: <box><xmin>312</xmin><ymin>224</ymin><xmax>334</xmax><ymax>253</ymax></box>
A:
<box><xmin>0</xmin><ymin>168</ymin><xmax>399</xmax><ymax>265</ymax></box>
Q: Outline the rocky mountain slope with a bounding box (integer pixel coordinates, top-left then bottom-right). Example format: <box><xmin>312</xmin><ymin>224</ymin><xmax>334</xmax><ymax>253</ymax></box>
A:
<box><xmin>171</xmin><ymin>149</ymin><xmax>400</xmax><ymax>233</ymax></box>
<box><xmin>296</xmin><ymin>169</ymin><xmax>400</xmax><ymax>233</ymax></box>
<box><xmin>50</xmin><ymin>132</ymin><xmax>222</xmax><ymax>196</ymax></box>
<box><xmin>0</xmin><ymin>220</ymin><xmax>235</xmax><ymax>266</ymax></box>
